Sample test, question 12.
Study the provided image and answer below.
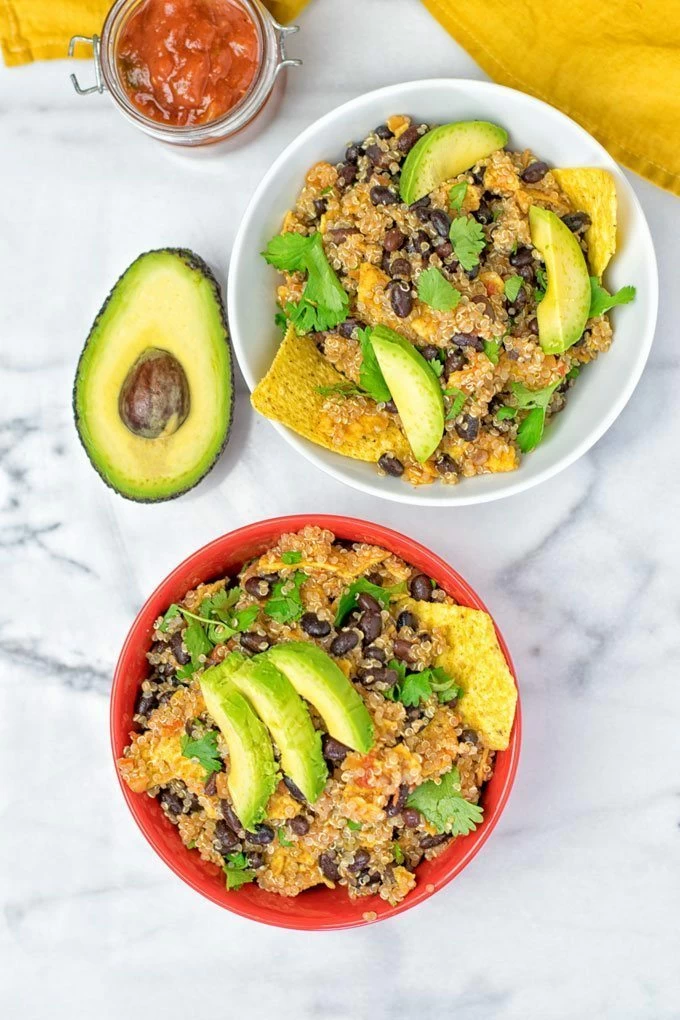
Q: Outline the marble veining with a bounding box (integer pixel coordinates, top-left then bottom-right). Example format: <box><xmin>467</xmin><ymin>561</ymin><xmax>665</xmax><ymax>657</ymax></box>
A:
<box><xmin>1</xmin><ymin>1</ymin><xmax>679</xmax><ymax>1017</ymax></box>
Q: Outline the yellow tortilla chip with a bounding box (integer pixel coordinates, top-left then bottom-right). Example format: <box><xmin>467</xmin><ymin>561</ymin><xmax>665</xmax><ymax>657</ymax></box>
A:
<box><xmin>401</xmin><ymin>598</ymin><xmax>517</xmax><ymax>749</ymax></box>
<box><xmin>553</xmin><ymin>168</ymin><xmax>617</xmax><ymax>278</ymax></box>
<box><xmin>251</xmin><ymin>324</ymin><xmax>409</xmax><ymax>463</ymax></box>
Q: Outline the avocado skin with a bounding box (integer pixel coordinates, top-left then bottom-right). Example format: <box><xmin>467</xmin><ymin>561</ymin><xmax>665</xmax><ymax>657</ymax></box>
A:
<box><xmin>72</xmin><ymin>248</ymin><xmax>233</xmax><ymax>503</ymax></box>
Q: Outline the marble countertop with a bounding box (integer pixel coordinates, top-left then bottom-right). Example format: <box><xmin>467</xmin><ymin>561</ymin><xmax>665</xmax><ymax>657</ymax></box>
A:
<box><xmin>1</xmin><ymin>1</ymin><xmax>678</xmax><ymax>1017</ymax></box>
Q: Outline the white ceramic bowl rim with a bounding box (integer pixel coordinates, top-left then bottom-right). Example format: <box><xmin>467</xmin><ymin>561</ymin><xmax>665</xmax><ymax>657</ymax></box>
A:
<box><xmin>228</xmin><ymin>78</ymin><xmax>658</xmax><ymax>506</ymax></box>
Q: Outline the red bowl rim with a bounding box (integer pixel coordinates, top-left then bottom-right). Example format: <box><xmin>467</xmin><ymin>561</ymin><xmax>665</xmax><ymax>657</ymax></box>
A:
<box><xmin>111</xmin><ymin>514</ymin><xmax>521</xmax><ymax>929</ymax></box>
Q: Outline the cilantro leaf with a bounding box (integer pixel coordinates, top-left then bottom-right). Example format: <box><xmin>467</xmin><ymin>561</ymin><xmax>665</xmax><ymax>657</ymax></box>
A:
<box><xmin>444</xmin><ymin>387</ymin><xmax>467</xmax><ymax>421</ymax></box>
<box><xmin>508</xmin><ymin>380</ymin><xmax>563</xmax><ymax>455</ymax></box>
<box><xmin>504</xmin><ymin>275</ymin><xmax>524</xmax><ymax>303</ymax></box>
<box><xmin>483</xmin><ymin>340</ymin><xmax>501</xmax><ymax>365</ymax></box>
<box><xmin>159</xmin><ymin>604</ymin><xmax>180</xmax><ymax>633</ymax></box>
<box><xmin>264</xmin><ymin>571</ymin><xmax>307</xmax><ymax>624</ymax></box>
<box><xmin>417</xmin><ymin>267</ymin><xmax>461</xmax><ymax>311</ymax></box>
<box><xmin>567</xmin><ymin>365</ymin><xmax>581</xmax><ymax>380</ymax></box>
<box><xmin>263</xmin><ymin>232</ymin><xmax>349</xmax><ymax>332</ymax></box>
<box><xmin>345</xmin><ymin>819</ymin><xmax>362</xmax><ymax>831</ymax></box>
<box><xmin>358</xmin><ymin>327</ymin><xmax>391</xmax><ymax>402</ymax></box>
<box><xmin>395</xmin><ymin>671</ymin><xmax>433</xmax><ymax>707</ymax></box>
<box><xmin>424</xmin><ymin>665</ymin><xmax>460</xmax><ymax>703</ymax></box>
<box><xmin>278</xmin><ymin>827</ymin><xmax>293</xmax><ymax>847</ymax></box>
<box><xmin>182</xmin><ymin>617</ymin><xmax>213</xmax><ymax>663</ymax></box>
<box><xmin>281</xmin><ymin>551</ymin><xmax>302</xmax><ymax>565</ymax></box>
<box><xmin>274</xmin><ymin>310</ymin><xmax>287</xmax><ymax>331</ymax></box>
<box><xmin>317</xmin><ymin>383</ymin><xmax>364</xmax><ymax>398</ymax></box>
<box><xmin>429</xmin><ymin>357</ymin><xmax>444</xmax><ymax>377</ymax></box>
<box><xmin>180</xmin><ymin>730</ymin><xmax>222</xmax><ymax>776</ymax></box>
<box><xmin>223</xmin><ymin>851</ymin><xmax>256</xmax><ymax>890</ymax></box>
<box><xmin>448</xmin><ymin>181</ymin><xmax>468</xmax><ymax>212</ymax></box>
<box><xmin>406</xmin><ymin>768</ymin><xmax>484</xmax><ymax>836</ymax></box>
<box><xmin>516</xmin><ymin>406</ymin><xmax>547</xmax><ymax>453</ymax></box>
<box><xmin>393</xmin><ymin>843</ymin><xmax>405</xmax><ymax>864</ymax></box>
<box><xmin>534</xmin><ymin>264</ymin><xmax>547</xmax><ymax>302</ymax></box>
<box><xmin>449</xmin><ymin>216</ymin><xmax>486</xmax><ymax>271</ymax></box>
<box><xmin>494</xmin><ymin>405</ymin><xmax>517</xmax><ymax>421</ymax></box>
<box><xmin>335</xmin><ymin>578</ymin><xmax>392</xmax><ymax>626</ymax></box>
<box><xmin>588</xmin><ymin>278</ymin><xmax>636</xmax><ymax>318</ymax></box>
<box><xmin>510</xmin><ymin>379</ymin><xmax>561</xmax><ymax>410</ymax></box>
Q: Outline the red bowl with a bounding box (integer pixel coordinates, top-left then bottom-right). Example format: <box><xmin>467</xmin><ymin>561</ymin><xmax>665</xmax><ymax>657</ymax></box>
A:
<box><xmin>111</xmin><ymin>515</ymin><xmax>521</xmax><ymax>929</ymax></box>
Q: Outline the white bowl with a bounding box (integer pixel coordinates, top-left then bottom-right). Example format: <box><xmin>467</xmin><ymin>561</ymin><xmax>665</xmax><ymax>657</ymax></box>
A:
<box><xmin>228</xmin><ymin>79</ymin><xmax>658</xmax><ymax>506</ymax></box>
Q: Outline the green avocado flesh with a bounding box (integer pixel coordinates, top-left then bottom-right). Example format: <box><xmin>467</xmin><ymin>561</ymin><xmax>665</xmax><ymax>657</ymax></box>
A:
<box><xmin>400</xmin><ymin>121</ymin><xmax>509</xmax><ymax>204</ymax></box>
<box><xmin>370</xmin><ymin>325</ymin><xmax>444</xmax><ymax>463</ymax></box>
<box><xmin>529</xmin><ymin>206</ymin><xmax>591</xmax><ymax>354</ymax></box>
<box><xmin>199</xmin><ymin>666</ymin><xmax>278</xmax><ymax>831</ymax></box>
<box><xmin>74</xmin><ymin>249</ymin><xmax>233</xmax><ymax>502</ymax></box>
<box><xmin>266</xmin><ymin>642</ymin><xmax>375</xmax><ymax>754</ymax></box>
<box><xmin>226</xmin><ymin>654</ymin><xmax>328</xmax><ymax>803</ymax></box>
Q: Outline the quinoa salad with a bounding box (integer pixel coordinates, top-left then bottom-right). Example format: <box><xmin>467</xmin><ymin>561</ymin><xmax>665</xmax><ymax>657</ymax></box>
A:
<box><xmin>118</xmin><ymin>526</ymin><xmax>517</xmax><ymax>905</ymax></box>
<box><xmin>253</xmin><ymin>115</ymin><xmax>635</xmax><ymax>486</ymax></box>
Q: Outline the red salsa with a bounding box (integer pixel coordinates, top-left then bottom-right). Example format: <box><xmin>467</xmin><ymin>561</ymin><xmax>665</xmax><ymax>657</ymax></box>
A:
<box><xmin>116</xmin><ymin>0</ymin><xmax>260</xmax><ymax>126</ymax></box>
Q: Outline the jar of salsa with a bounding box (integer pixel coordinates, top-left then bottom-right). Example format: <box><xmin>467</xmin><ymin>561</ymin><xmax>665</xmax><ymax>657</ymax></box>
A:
<box><xmin>68</xmin><ymin>0</ymin><xmax>301</xmax><ymax>146</ymax></box>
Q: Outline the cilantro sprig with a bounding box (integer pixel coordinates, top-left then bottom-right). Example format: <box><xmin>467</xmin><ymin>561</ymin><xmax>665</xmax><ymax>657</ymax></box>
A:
<box><xmin>483</xmin><ymin>340</ymin><xmax>501</xmax><ymax>365</ymax></box>
<box><xmin>448</xmin><ymin>181</ymin><xmax>468</xmax><ymax>212</ymax></box>
<box><xmin>262</xmin><ymin>232</ymin><xmax>349</xmax><ymax>333</ymax></box>
<box><xmin>510</xmin><ymin>379</ymin><xmax>563</xmax><ymax>453</ymax></box>
<box><xmin>158</xmin><ymin>587</ymin><xmax>259</xmax><ymax>678</ymax></box>
<box><xmin>417</xmin><ymin>267</ymin><xmax>461</xmax><ymax>311</ymax></box>
<box><xmin>281</xmin><ymin>551</ymin><xmax>302</xmax><ymax>565</ymax></box>
<box><xmin>386</xmin><ymin>662</ymin><xmax>460</xmax><ymax>707</ymax></box>
<box><xmin>264</xmin><ymin>571</ymin><xmax>308</xmax><ymax>624</ymax></box>
<box><xmin>504</xmin><ymin>275</ymin><xmax>524</xmax><ymax>303</ymax></box>
<box><xmin>222</xmin><ymin>851</ymin><xmax>256</xmax><ymax>891</ymax></box>
<box><xmin>444</xmin><ymin>387</ymin><xmax>467</xmax><ymax>421</ymax></box>
<box><xmin>406</xmin><ymin>768</ymin><xmax>483</xmax><ymax>837</ymax></box>
<box><xmin>588</xmin><ymin>277</ymin><xmax>636</xmax><ymax>318</ymax></box>
<box><xmin>180</xmin><ymin>730</ymin><xmax>222</xmax><ymax>777</ymax></box>
<box><xmin>358</xmin><ymin>327</ymin><xmax>391</xmax><ymax>402</ymax></box>
<box><xmin>449</xmin><ymin>216</ymin><xmax>486</xmax><ymax>271</ymax></box>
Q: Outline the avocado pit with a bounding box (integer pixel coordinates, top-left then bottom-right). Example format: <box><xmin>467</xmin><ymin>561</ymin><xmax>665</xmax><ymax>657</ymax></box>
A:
<box><xmin>119</xmin><ymin>347</ymin><xmax>190</xmax><ymax>439</ymax></box>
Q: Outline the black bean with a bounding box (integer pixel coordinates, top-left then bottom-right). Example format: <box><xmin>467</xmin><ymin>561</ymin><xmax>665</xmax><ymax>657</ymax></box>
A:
<box><xmin>365</xmin><ymin>143</ymin><xmax>388</xmax><ymax>167</ymax></box>
<box><xmin>300</xmin><ymin>612</ymin><xmax>331</xmax><ymax>638</ymax></box>
<box><xmin>414</xmin><ymin>205</ymin><xmax>432</xmax><ymax>223</ymax></box>
<box><xmin>283</xmin><ymin>775</ymin><xmax>306</xmax><ymax>803</ymax></box>
<box><xmin>348</xmin><ymin>848</ymin><xmax>371</xmax><ymax>872</ymax></box>
<box><xmin>433</xmin><ymin>239</ymin><xmax>453</xmax><ymax>259</ymax></box>
<box><xmin>430</xmin><ymin>209</ymin><xmax>451</xmax><ymax>236</ymax></box>
<box><xmin>388</xmin><ymin>281</ymin><xmax>413</xmax><ymax>318</ymax></box>
<box><xmin>319</xmin><ymin>852</ymin><xmax>340</xmax><ymax>882</ymax></box>
<box><xmin>386</xmin><ymin>784</ymin><xmax>409</xmax><ymax>818</ymax></box>
<box><xmin>244</xmin><ymin>575</ymin><xmax>271</xmax><ymax>599</ymax></box>
<box><xmin>409</xmin><ymin>573</ymin><xmax>434</xmax><ymax>601</ymax></box>
<box><xmin>397</xmin><ymin>124</ymin><xmax>421</xmax><ymax>153</ymax></box>
<box><xmin>375</xmin><ymin>123</ymin><xmax>394</xmax><ymax>139</ymax></box>
<box><xmin>518</xmin><ymin>263</ymin><xmax>534</xmax><ymax>282</ymax></box>
<box><xmin>337</xmin><ymin>162</ymin><xmax>357</xmax><ymax>188</ymax></box>
<box><xmin>313</xmin><ymin>198</ymin><xmax>328</xmax><ymax>219</ymax></box>
<box><xmin>396</xmin><ymin>610</ymin><xmax>419</xmax><ymax>631</ymax></box>
<box><xmin>378</xmin><ymin>453</ymin><xmax>404</xmax><ymax>476</ymax></box>
<box><xmin>383</xmin><ymin>399</ymin><xmax>398</xmax><ymax>413</ymax></box>
<box><xmin>451</xmin><ymin>332</ymin><xmax>484</xmax><ymax>351</ymax></box>
<box><xmin>215</xmin><ymin>820</ymin><xmax>239</xmax><ymax>851</ymax></box>
<box><xmin>562</xmin><ymin>211</ymin><xmax>591</xmax><ymax>233</ymax></box>
<box><xmin>455</xmin><ymin>414</ymin><xmax>480</xmax><ymax>441</ymax></box>
<box><xmin>473</xmin><ymin>201</ymin><xmax>494</xmax><ymax>225</ymax></box>
<box><xmin>420</xmin><ymin>833</ymin><xmax>450</xmax><ymax>850</ymax></box>
<box><xmin>357</xmin><ymin>592</ymin><xmax>381</xmax><ymax>613</ymax></box>
<box><xmin>289</xmin><ymin>814</ymin><xmax>310</xmax><ymax>835</ymax></box>
<box><xmin>221</xmin><ymin>802</ymin><xmax>243</xmax><ymax>832</ymax></box>
<box><xmin>322</xmin><ymin>734</ymin><xmax>351</xmax><ymax>763</ymax></box>
<box><xmin>402</xmin><ymin>808</ymin><xmax>421</xmax><ymax>828</ymax></box>
<box><xmin>246</xmin><ymin>823</ymin><xmax>275</xmax><ymax>845</ymax></box>
<box><xmin>436</xmin><ymin>453</ymin><xmax>457</xmax><ymax>475</ymax></box>
<box><xmin>159</xmin><ymin>788</ymin><xmax>184</xmax><ymax>816</ymax></box>
<box><xmin>204</xmin><ymin>772</ymin><xmax>217</xmax><ymax>797</ymax></box>
<box><xmin>527</xmin><ymin>317</ymin><xmax>539</xmax><ymax>334</ymax></box>
<box><xmin>356</xmin><ymin>666</ymin><xmax>398</xmax><ymax>686</ymax></box>
<box><xmin>370</xmin><ymin>185</ymin><xmax>399</xmax><ymax>206</ymax></box>
<box><xmin>345</xmin><ymin>143</ymin><xmax>362</xmax><ymax>163</ymax></box>
<box><xmin>338</xmin><ymin>317</ymin><xmax>361</xmax><ymax>338</ymax></box>
<box><xmin>471</xmin><ymin>294</ymin><xmax>495</xmax><ymax>318</ymax></box>
<box><xmin>407</xmin><ymin>228</ymin><xmax>432</xmax><ymax>254</ymax></box>
<box><xmin>392</xmin><ymin>639</ymin><xmax>416</xmax><ymax>662</ymax></box>
<box><xmin>327</xmin><ymin>227</ymin><xmax>358</xmax><ymax>244</ymax></box>
<box><xmin>521</xmin><ymin>160</ymin><xmax>549</xmax><ymax>183</ymax></box>
<box><xmin>330</xmin><ymin>629</ymin><xmax>359</xmax><ymax>656</ymax></box>
<box><xmin>410</xmin><ymin>194</ymin><xmax>431</xmax><ymax>210</ymax></box>
<box><xmin>444</xmin><ymin>350</ymin><xmax>466</xmax><ymax>374</ymax></box>
<box><xmin>460</xmin><ymin>728</ymin><xmax>479</xmax><ymax>744</ymax></box>
<box><xmin>246</xmin><ymin>851</ymin><xmax>265</xmax><ymax>869</ymax></box>
<box><xmin>383</xmin><ymin>227</ymin><xmax>406</xmax><ymax>252</ymax></box>
<box><xmin>507</xmin><ymin>286</ymin><xmax>527</xmax><ymax>312</ymax></box>
<box><xmin>170</xmin><ymin>631</ymin><xmax>191</xmax><ymax>666</ymax></box>
<box><xmin>469</xmin><ymin>167</ymin><xmax>485</xmax><ymax>184</ymax></box>
<box><xmin>359</xmin><ymin>611</ymin><xmax>382</xmax><ymax>643</ymax></box>
<box><xmin>389</xmin><ymin>258</ymin><xmax>411</xmax><ymax>280</ymax></box>
<box><xmin>240</xmin><ymin>631</ymin><xmax>270</xmax><ymax>653</ymax></box>
<box><xmin>420</xmin><ymin>344</ymin><xmax>440</xmax><ymax>362</ymax></box>
<box><xmin>134</xmin><ymin>689</ymin><xmax>156</xmax><ymax>718</ymax></box>
<box><xmin>465</xmin><ymin>265</ymin><xmax>480</xmax><ymax>280</ymax></box>
<box><xmin>509</xmin><ymin>245</ymin><xmax>533</xmax><ymax>267</ymax></box>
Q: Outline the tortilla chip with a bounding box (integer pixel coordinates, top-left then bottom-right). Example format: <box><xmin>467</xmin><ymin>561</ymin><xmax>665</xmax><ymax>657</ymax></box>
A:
<box><xmin>251</xmin><ymin>324</ymin><xmax>409</xmax><ymax>463</ymax></box>
<box><xmin>553</xmin><ymin>168</ymin><xmax>617</xmax><ymax>278</ymax></box>
<box><xmin>401</xmin><ymin>598</ymin><xmax>517</xmax><ymax>749</ymax></box>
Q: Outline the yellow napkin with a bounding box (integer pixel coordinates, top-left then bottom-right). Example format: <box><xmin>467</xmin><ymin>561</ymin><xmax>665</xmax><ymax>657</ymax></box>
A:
<box><xmin>422</xmin><ymin>0</ymin><xmax>680</xmax><ymax>195</ymax></box>
<box><xmin>0</xmin><ymin>0</ymin><xmax>309</xmax><ymax>64</ymax></box>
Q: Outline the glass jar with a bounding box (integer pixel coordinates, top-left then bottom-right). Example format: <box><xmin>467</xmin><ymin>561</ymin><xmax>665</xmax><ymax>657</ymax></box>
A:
<box><xmin>68</xmin><ymin>0</ymin><xmax>301</xmax><ymax>146</ymax></box>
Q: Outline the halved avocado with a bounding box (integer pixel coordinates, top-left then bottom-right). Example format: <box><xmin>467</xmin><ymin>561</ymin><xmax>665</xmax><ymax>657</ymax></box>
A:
<box><xmin>400</xmin><ymin>121</ymin><xmax>508</xmax><ymax>204</ymax></box>
<box><xmin>529</xmin><ymin>206</ymin><xmax>591</xmax><ymax>354</ymax></box>
<box><xmin>73</xmin><ymin>249</ymin><xmax>233</xmax><ymax>502</ymax></box>
<box><xmin>266</xmin><ymin>642</ymin><xmax>374</xmax><ymax>754</ymax></box>
<box><xmin>199</xmin><ymin>666</ymin><xmax>279</xmax><ymax>831</ymax></box>
<box><xmin>370</xmin><ymin>325</ymin><xmax>444</xmax><ymax>463</ymax></box>
<box><xmin>226</xmin><ymin>653</ymin><xmax>328</xmax><ymax>803</ymax></box>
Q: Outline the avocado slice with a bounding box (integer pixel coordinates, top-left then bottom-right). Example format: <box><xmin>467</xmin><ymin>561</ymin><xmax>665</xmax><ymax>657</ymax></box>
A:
<box><xmin>370</xmin><ymin>325</ymin><xmax>444</xmax><ymax>463</ymax></box>
<box><xmin>266</xmin><ymin>642</ymin><xmax>374</xmax><ymax>754</ymax></box>
<box><xmin>73</xmin><ymin>249</ymin><xmax>233</xmax><ymax>502</ymax></box>
<box><xmin>226</xmin><ymin>653</ymin><xmax>328</xmax><ymax>803</ymax></box>
<box><xmin>199</xmin><ymin>666</ymin><xmax>279</xmax><ymax>831</ymax></box>
<box><xmin>400</xmin><ymin>121</ymin><xmax>508</xmax><ymax>204</ymax></box>
<box><xmin>529</xmin><ymin>206</ymin><xmax>591</xmax><ymax>354</ymax></box>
